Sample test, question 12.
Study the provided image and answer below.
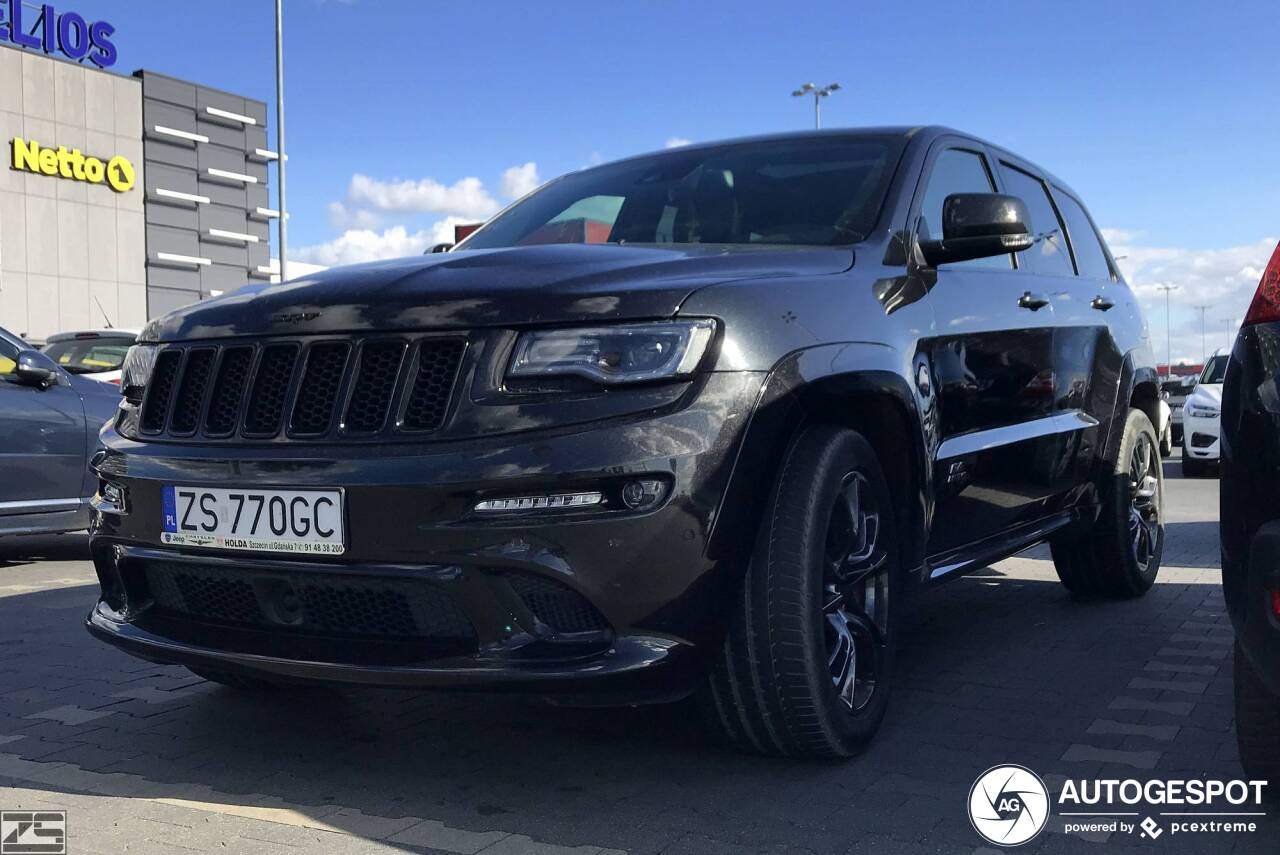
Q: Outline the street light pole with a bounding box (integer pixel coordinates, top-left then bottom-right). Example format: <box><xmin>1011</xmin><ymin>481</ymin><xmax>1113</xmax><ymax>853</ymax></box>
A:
<box><xmin>1221</xmin><ymin>318</ymin><xmax>1235</xmax><ymax>352</ymax></box>
<box><xmin>1194</xmin><ymin>304</ymin><xmax>1210</xmax><ymax>364</ymax></box>
<box><xmin>1155</xmin><ymin>284</ymin><xmax>1178</xmax><ymax>376</ymax></box>
<box><xmin>275</xmin><ymin>0</ymin><xmax>288</xmax><ymax>282</ymax></box>
<box><xmin>791</xmin><ymin>82</ymin><xmax>841</xmax><ymax>129</ymax></box>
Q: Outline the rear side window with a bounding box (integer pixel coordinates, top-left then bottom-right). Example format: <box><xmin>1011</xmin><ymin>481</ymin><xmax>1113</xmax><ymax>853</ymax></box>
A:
<box><xmin>918</xmin><ymin>148</ymin><xmax>1010</xmax><ymax>270</ymax></box>
<box><xmin>1053</xmin><ymin>188</ymin><xmax>1113</xmax><ymax>281</ymax></box>
<box><xmin>999</xmin><ymin>164</ymin><xmax>1074</xmax><ymax>276</ymax></box>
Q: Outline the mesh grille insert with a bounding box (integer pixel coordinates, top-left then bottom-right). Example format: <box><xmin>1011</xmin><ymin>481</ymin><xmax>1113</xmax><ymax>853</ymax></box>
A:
<box><xmin>244</xmin><ymin>344</ymin><xmax>299</xmax><ymax>435</ymax></box>
<box><xmin>344</xmin><ymin>341</ymin><xmax>405</xmax><ymax>434</ymax></box>
<box><xmin>170</xmin><ymin>349</ymin><xmax>216</xmax><ymax>434</ymax></box>
<box><xmin>140</xmin><ymin>350</ymin><xmax>182</xmax><ymax>433</ymax></box>
<box><xmin>402</xmin><ymin>340</ymin><xmax>465</xmax><ymax>432</ymax></box>
<box><xmin>506</xmin><ymin>573</ymin><xmax>609</xmax><ymax>634</ymax></box>
<box><xmin>290</xmin><ymin>343</ymin><xmax>350</xmax><ymax>436</ymax></box>
<box><xmin>204</xmin><ymin>347</ymin><xmax>254</xmax><ymax>436</ymax></box>
<box><xmin>142</xmin><ymin>562</ymin><xmax>475</xmax><ymax>642</ymax></box>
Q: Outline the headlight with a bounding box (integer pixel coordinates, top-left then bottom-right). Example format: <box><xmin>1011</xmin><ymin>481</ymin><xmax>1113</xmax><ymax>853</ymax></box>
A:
<box><xmin>507</xmin><ymin>320</ymin><xmax>715</xmax><ymax>385</ymax></box>
<box><xmin>120</xmin><ymin>344</ymin><xmax>157</xmax><ymax>404</ymax></box>
<box><xmin>1186</xmin><ymin>402</ymin><xmax>1219</xmax><ymax>418</ymax></box>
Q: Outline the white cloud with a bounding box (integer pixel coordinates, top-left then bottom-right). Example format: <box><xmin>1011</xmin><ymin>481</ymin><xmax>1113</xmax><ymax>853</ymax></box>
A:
<box><xmin>294</xmin><ymin>217</ymin><xmax>474</xmax><ymax>267</ymax></box>
<box><xmin>1104</xmin><ymin>231</ymin><xmax>1276</xmax><ymax>364</ymax></box>
<box><xmin>500</xmin><ymin>162</ymin><xmax>540</xmax><ymax>200</ymax></box>
<box><xmin>346</xmin><ymin>173</ymin><xmax>500</xmax><ymax>219</ymax></box>
<box><xmin>665</xmin><ymin>137</ymin><xmax>692</xmax><ymax>148</ymax></box>
<box><xmin>326</xmin><ymin>201</ymin><xmax>381</xmax><ymax>230</ymax></box>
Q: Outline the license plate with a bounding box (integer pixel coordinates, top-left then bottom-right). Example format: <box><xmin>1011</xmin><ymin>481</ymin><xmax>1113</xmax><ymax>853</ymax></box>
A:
<box><xmin>161</xmin><ymin>486</ymin><xmax>345</xmax><ymax>555</ymax></box>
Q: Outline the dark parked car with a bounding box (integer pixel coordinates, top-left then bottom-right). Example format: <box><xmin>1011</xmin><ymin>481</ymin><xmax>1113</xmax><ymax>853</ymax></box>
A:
<box><xmin>1221</xmin><ymin>241</ymin><xmax>1280</xmax><ymax>784</ymax></box>
<box><xmin>86</xmin><ymin>127</ymin><xmax>1163</xmax><ymax>758</ymax></box>
<box><xmin>0</xmin><ymin>326</ymin><xmax>121</xmax><ymax>536</ymax></box>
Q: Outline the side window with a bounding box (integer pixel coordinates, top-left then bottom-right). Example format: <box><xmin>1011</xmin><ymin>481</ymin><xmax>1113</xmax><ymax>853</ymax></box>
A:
<box><xmin>918</xmin><ymin>148</ymin><xmax>1011</xmax><ymax>270</ymax></box>
<box><xmin>1053</xmin><ymin>188</ymin><xmax>1113</xmax><ymax>281</ymax></box>
<box><xmin>0</xmin><ymin>338</ymin><xmax>17</xmax><ymax>376</ymax></box>
<box><xmin>999</xmin><ymin>164</ymin><xmax>1074</xmax><ymax>276</ymax></box>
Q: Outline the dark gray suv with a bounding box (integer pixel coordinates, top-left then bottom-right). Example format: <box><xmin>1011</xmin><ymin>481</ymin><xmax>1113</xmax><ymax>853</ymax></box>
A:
<box><xmin>87</xmin><ymin>127</ymin><xmax>1162</xmax><ymax>758</ymax></box>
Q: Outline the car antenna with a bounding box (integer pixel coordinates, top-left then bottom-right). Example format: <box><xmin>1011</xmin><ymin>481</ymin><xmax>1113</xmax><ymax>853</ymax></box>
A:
<box><xmin>94</xmin><ymin>296</ymin><xmax>114</xmax><ymax>329</ymax></box>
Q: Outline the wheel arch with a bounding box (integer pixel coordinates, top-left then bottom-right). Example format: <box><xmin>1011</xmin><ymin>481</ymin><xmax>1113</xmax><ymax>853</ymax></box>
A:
<box><xmin>708</xmin><ymin>344</ymin><xmax>931</xmax><ymax>586</ymax></box>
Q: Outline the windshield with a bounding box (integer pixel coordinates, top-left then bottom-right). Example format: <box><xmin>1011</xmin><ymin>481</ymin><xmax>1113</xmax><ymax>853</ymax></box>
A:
<box><xmin>461</xmin><ymin>136</ymin><xmax>904</xmax><ymax>250</ymax></box>
<box><xmin>42</xmin><ymin>337</ymin><xmax>134</xmax><ymax>374</ymax></box>
<box><xmin>1200</xmin><ymin>355</ymin><xmax>1228</xmax><ymax>384</ymax></box>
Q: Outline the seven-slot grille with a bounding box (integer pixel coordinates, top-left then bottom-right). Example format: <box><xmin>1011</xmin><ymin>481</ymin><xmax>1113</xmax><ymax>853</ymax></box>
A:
<box><xmin>138</xmin><ymin>337</ymin><xmax>466</xmax><ymax>441</ymax></box>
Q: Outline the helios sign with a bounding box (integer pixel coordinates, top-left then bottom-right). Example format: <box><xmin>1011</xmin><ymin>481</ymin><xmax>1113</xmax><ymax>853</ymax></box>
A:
<box><xmin>11</xmin><ymin>137</ymin><xmax>135</xmax><ymax>192</ymax></box>
<box><xmin>0</xmin><ymin>1</ymin><xmax>116</xmax><ymax>67</ymax></box>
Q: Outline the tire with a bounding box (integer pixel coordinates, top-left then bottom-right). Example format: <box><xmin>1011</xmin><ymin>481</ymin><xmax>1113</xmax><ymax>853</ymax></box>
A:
<box><xmin>701</xmin><ymin>424</ymin><xmax>898</xmax><ymax>759</ymax></box>
<box><xmin>1160</xmin><ymin>423</ymin><xmax>1173</xmax><ymax>457</ymax></box>
<box><xmin>1051</xmin><ymin>408</ymin><xmax>1163</xmax><ymax>598</ymax></box>
<box><xmin>1234</xmin><ymin>643</ymin><xmax>1280</xmax><ymax>788</ymax></box>
<box><xmin>1182</xmin><ymin>455</ymin><xmax>1205</xmax><ymax>477</ymax></box>
<box><xmin>188</xmin><ymin>665</ymin><xmax>287</xmax><ymax>691</ymax></box>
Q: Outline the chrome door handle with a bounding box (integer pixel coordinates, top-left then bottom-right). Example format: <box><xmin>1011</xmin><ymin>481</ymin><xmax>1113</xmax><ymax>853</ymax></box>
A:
<box><xmin>1018</xmin><ymin>291</ymin><xmax>1049</xmax><ymax>311</ymax></box>
<box><xmin>1090</xmin><ymin>295</ymin><xmax>1115</xmax><ymax>311</ymax></box>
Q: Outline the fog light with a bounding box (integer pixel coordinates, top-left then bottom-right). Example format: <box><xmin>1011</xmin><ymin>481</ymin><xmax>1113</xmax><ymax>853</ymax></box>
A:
<box><xmin>475</xmin><ymin>492</ymin><xmax>603</xmax><ymax>513</ymax></box>
<box><xmin>94</xmin><ymin>480</ymin><xmax>127</xmax><ymax>514</ymax></box>
<box><xmin>621</xmin><ymin>478</ymin><xmax>666</xmax><ymax>511</ymax></box>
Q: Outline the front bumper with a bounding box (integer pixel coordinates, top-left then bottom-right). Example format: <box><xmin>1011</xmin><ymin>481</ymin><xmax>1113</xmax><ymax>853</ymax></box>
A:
<box><xmin>88</xmin><ymin>371</ymin><xmax>764</xmax><ymax>696</ymax></box>
<box><xmin>1183</xmin><ymin>412</ymin><xmax>1221</xmax><ymax>461</ymax></box>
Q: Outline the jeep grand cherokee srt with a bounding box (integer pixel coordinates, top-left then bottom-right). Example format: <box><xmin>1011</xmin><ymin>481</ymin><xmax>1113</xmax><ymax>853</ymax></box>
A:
<box><xmin>87</xmin><ymin>127</ymin><xmax>1163</xmax><ymax>758</ymax></box>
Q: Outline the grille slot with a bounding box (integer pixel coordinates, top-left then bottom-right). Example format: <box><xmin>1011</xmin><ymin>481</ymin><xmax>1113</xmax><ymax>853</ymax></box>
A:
<box><xmin>139</xmin><ymin>350</ymin><xmax>182</xmax><ymax>433</ymax></box>
<box><xmin>506</xmin><ymin>572</ymin><xmax>610</xmax><ymax>634</ymax></box>
<box><xmin>143</xmin><ymin>562</ymin><xmax>475</xmax><ymax>642</ymax></box>
<box><xmin>344</xmin><ymin>341</ymin><xmax>406</xmax><ymax>434</ymax></box>
<box><xmin>204</xmin><ymin>347</ymin><xmax>254</xmax><ymax>436</ymax></box>
<box><xmin>169</xmin><ymin>348</ymin><xmax>216</xmax><ymax>434</ymax></box>
<box><xmin>402</xmin><ymin>340</ymin><xmax>465</xmax><ymax>432</ymax></box>
<box><xmin>290</xmin><ymin>343</ymin><xmax>350</xmax><ymax>436</ymax></box>
<box><xmin>244</xmin><ymin>344</ymin><xmax>300</xmax><ymax>436</ymax></box>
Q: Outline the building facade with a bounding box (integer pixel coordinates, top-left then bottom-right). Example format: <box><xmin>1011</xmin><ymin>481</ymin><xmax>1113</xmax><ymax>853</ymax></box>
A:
<box><xmin>0</xmin><ymin>42</ymin><xmax>274</xmax><ymax>341</ymax></box>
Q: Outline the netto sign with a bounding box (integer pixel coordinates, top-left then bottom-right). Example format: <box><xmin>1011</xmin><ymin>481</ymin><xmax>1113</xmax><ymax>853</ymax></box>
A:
<box><xmin>11</xmin><ymin>137</ymin><xmax>135</xmax><ymax>192</ymax></box>
<box><xmin>0</xmin><ymin>1</ymin><xmax>116</xmax><ymax>67</ymax></box>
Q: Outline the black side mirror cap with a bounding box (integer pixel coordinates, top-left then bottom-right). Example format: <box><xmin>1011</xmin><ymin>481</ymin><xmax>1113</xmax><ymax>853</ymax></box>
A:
<box><xmin>426</xmin><ymin>243</ymin><xmax>455</xmax><ymax>254</ymax></box>
<box><xmin>13</xmin><ymin>350</ymin><xmax>61</xmax><ymax>389</ymax></box>
<box><xmin>919</xmin><ymin>193</ymin><xmax>1034</xmax><ymax>267</ymax></box>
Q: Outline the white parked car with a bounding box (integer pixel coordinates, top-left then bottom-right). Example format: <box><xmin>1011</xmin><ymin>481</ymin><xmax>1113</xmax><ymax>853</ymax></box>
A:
<box><xmin>1157</xmin><ymin>397</ymin><xmax>1173</xmax><ymax>457</ymax></box>
<box><xmin>40</xmin><ymin>329</ymin><xmax>139</xmax><ymax>386</ymax></box>
<box><xmin>1182</xmin><ymin>350</ymin><xmax>1228</xmax><ymax>476</ymax></box>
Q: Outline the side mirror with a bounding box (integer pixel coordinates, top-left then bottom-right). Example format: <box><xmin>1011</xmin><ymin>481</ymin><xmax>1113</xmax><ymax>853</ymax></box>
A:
<box><xmin>919</xmin><ymin>193</ymin><xmax>1034</xmax><ymax>267</ymax></box>
<box><xmin>12</xmin><ymin>350</ymin><xmax>61</xmax><ymax>389</ymax></box>
<box><xmin>426</xmin><ymin>243</ymin><xmax>455</xmax><ymax>254</ymax></box>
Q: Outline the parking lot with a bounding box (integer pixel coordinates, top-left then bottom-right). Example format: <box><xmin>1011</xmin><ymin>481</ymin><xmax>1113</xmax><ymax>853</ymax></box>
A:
<box><xmin>0</xmin><ymin>454</ymin><xmax>1272</xmax><ymax>855</ymax></box>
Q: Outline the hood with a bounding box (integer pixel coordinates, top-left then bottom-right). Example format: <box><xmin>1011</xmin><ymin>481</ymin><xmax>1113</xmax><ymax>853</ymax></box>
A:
<box><xmin>142</xmin><ymin>243</ymin><xmax>854</xmax><ymax>342</ymax></box>
<box><xmin>1188</xmin><ymin>384</ymin><xmax>1222</xmax><ymax>408</ymax></box>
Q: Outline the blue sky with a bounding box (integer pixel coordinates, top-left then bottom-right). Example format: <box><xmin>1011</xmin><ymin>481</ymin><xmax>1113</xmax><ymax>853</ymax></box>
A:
<box><xmin>56</xmin><ymin>0</ymin><xmax>1280</xmax><ymax>362</ymax></box>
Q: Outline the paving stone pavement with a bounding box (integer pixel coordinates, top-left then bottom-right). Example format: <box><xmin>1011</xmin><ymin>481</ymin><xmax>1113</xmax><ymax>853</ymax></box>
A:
<box><xmin>0</xmin><ymin>455</ymin><xmax>1273</xmax><ymax>854</ymax></box>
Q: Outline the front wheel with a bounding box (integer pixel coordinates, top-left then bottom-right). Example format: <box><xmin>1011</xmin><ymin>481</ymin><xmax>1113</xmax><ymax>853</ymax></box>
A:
<box><xmin>1051</xmin><ymin>408</ymin><xmax>1163</xmax><ymax>597</ymax></box>
<box><xmin>701</xmin><ymin>425</ymin><xmax>898</xmax><ymax>758</ymax></box>
<box><xmin>1160</xmin><ymin>422</ymin><xmax>1173</xmax><ymax>457</ymax></box>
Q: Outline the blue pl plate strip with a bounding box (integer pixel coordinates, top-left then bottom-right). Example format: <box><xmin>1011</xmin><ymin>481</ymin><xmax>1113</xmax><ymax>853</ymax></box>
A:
<box><xmin>161</xmin><ymin>486</ymin><xmax>177</xmax><ymax>533</ymax></box>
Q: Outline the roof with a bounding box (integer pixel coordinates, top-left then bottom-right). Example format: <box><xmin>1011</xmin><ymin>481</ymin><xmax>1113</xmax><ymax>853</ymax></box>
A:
<box><xmin>44</xmin><ymin>329</ymin><xmax>140</xmax><ymax>341</ymax></box>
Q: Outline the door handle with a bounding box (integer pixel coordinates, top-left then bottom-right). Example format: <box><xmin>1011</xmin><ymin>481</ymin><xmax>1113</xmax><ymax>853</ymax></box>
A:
<box><xmin>1017</xmin><ymin>291</ymin><xmax>1049</xmax><ymax>311</ymax></box>
<box><xmin>1090</xmin><ymin>295</ymin><xmax>1115</xmax><ymax>311</ymax></box>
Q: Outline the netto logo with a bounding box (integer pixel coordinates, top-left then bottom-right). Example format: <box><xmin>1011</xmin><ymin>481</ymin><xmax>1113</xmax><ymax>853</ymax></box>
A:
<box><xmin>968</xmin><ymin>765</ymin><xmax>1050</xmax><ymax>847</ymax></box>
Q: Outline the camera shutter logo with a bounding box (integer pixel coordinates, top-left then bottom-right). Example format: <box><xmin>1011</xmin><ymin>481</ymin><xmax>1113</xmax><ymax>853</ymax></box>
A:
<box><xmin>1</xmin><ymin>811</ymin><xmax>66</xmax><ymax>855</ymax></box>
<box><xmin>968</xmin><ymin>765</ymin><xmax>1050</xmax><ymax>847</ymax></box>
